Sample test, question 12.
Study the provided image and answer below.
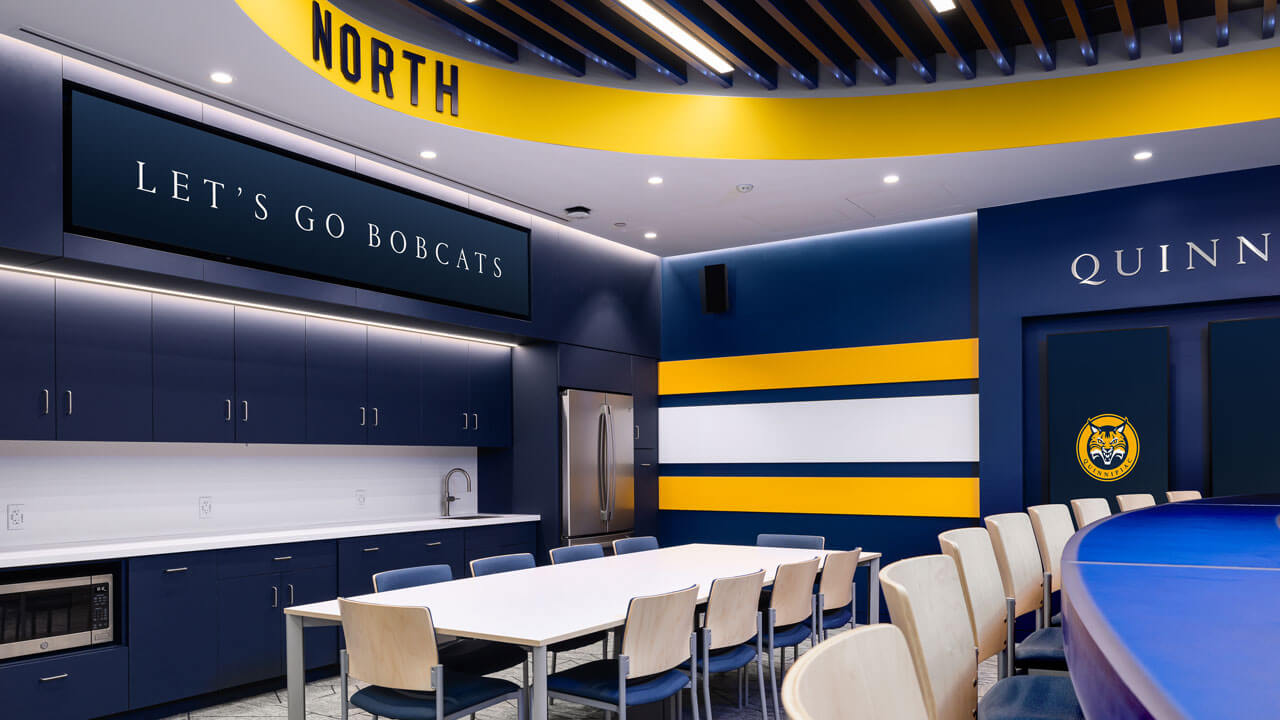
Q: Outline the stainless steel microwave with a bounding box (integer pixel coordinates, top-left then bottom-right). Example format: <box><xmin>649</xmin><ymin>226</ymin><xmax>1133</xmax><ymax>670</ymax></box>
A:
<box><xmin>0</xmin><ymin>574</ymin><xmax>113</xmax><ymax>660</ymax></box>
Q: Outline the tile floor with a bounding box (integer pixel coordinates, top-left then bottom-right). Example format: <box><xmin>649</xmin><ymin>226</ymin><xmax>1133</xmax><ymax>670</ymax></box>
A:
<box><xmin>164</xmin><ymin>627</ymin><xmax>999</xmax><ymax>719</ymax></box>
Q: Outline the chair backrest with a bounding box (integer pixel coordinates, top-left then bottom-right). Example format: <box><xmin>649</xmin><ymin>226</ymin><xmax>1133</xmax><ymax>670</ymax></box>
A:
<box><xmin>770</xmin><ymin>557</ymin><xmax>821</xmax><ymax>626</ymax></box>
<box><xmin>879</xmin><ymin>555</ymin><xmax>976</xmax><ymax>720</ymax></box>
<box><xmin>704</xmin><ymin>570</ymin><xmax>765</xmax><ymax>650</ymax></box>
<box><xmin>470</xmin><ymin>552</ymin><xmax>536</xmax><ymax>577</ymax></box>
<box><xmin>1167</xmin><ymin>490</ymin><xmax>1202</xmax><ymax>502</ymax></box>
<box><xmin>620</xmin><ymin>584</ymin><xmax>699</xmax><ymax>678</ymax></box>
<box><xmin>550</xmin><ymin>543</ymin><xmax>605</xmax><ymax>564</ymax></box>
<box><xmin>984</xmin><ymin>513</ymin><xmax>1044</xmax><ymax>619</ymax></box>
<box><xmin>613</xmin><ymin>536</ymin><xmax>659</xmax><ymax>555</ymax></box>
<box><xmin>339</xmin><ymin>598</ymin><xmax>438</xmax><ymax>692</ymax></box>
<box><xmin>781</xmin><ymin>624</ymin><xmax>929</xmax><ymax>720</ymax></box>
<box><xmin>937</xmin><ymin>528</ymin><xmax>1005</xmax><ymax>664</ymax></box>
<box><xmin>1070</xmin><ymin>497</ymin><xmax>1112</xmax><ymax>528</ymax></box>
<box><xmin>818</xmin><ymin>548</ymin><xmax>861</xmax><ymax>610</ymax></box>
<box><xmin>757</xmin><ymin>533</ymin><xmax>825</xmax><ymax>550</ymax></box>
<box><xmin>372</xmin><ymin>564</ymin><xmax>453</xmax><ymax>593</ymax></box>
<box><xmin>1116</xmin><ymin>493</ymin><xmax>1156</xmax><ymax>511</ymax></box>
<box><xmin>1026</xmin><ymin>504</ymin><xmax>1074</xmax><ymax>593</ymax></box>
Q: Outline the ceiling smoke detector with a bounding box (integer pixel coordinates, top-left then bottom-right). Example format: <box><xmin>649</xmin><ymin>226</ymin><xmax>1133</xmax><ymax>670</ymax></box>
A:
<box><xmin>564</xmin><ymin>206</ymin><xmax>592</xmax><ymax>219</ymax></box>
<box><xmin>737</xmin><ymin>183</ymin><xmax>754</xmax><ymax>193</ymax></box>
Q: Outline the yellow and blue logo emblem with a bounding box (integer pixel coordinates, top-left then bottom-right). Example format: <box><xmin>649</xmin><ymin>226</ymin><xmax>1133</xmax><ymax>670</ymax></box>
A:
<box><xmin>1075</xmin><ymin>414</ymin><xmax>1139</xmax><ymax>482</ymax></box>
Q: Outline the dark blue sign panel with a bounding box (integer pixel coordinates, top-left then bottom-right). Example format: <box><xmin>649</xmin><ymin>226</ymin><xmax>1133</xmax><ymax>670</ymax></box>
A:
<box><xmin>65</xmin><ymin>86</ymin><xmax>530</xmax><ymax>318</ymax></box>
<box><xmin>1210</xmin><ymin>318</ymin><xmax>1280</xmax><ymax>496</ymax></box>
<box><xmin>1045</xmin><ymin>327</ymin><xmax>1169</xmax><ymax>506</ymax></box>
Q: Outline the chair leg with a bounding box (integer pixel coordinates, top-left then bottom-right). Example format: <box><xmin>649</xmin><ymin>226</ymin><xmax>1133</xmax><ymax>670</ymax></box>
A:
<box><xmin>603</xmin><ymin>636</ymin><xmax>609</xmax><ymax>660</ymax></box>
<box><xmin>757</xmin><ymin>655</ymin><xmax>769</xmax><ymax>720</ymax></box>
<box><xmin>691</xmin><ymin>676</ymin><xmax>701</xmax><ymax>720</ymax></box>
<box><xmin>738</xmin><ymin>666</ymin><xmax>744</xmax><ymax>709</ymax></box>
<box><xmin>702</xmin><ymin>667</ymin><xmax>713</xmax><ymax>720</ymax></box>
<box><xmin>767</xmin><ymin>646</ymin><xmax>779</xmax><ymax>720</ymax></box>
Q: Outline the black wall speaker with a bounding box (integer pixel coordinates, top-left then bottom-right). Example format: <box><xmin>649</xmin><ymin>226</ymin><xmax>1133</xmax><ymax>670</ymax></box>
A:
<box><xmin>701</xmin><ymin>263</ymin><xmax>729</xmax><ymax>314</ymax></box>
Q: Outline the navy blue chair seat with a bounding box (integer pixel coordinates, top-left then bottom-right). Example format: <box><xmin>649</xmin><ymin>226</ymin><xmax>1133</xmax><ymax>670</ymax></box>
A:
<box><xmin>977</xmin><ymin>675</ymin><xmax>1084</xmax><ymax>720</ymax></box>
<box><xmin>547</xmin><ymin>659</ymin><xmax>689</xmax><ymax>706</ymax></box>
<box><xmin>550</xmin><ymin>629</ymin><xmax>610</xmax><ymax>653</ymax></box>
<box><xmin>821</xmin><ymin>603</ymin><xmax>853</xmax><ymax>630</ymax></box>
<box><xmin>438</xmin><ymin>639</ymin><xmax>527</xmax><ymax>677</ymax></box>
<box><xmin>1016</xmin><ymin>627</ymin><xmax>1067</xmax><ymax>671</ymax></box>
<box><xmin>754</xmin><ymin>619</ymin><xmax>811</xmax><ymax>649</ymax></box>
<box><xmin>1050</xmin><ymin>611</ymin><xmax>1062</xmax><ymax>626</ymax></box>
<box><xmin>680</xmin><ymin>642</ymin><xmax>756</xmax><ymax>674</ymax></box>
<box><xmin>350</xmin><ymin>673</ymin><xmax>520</xmax><ymax>720</ymax></box>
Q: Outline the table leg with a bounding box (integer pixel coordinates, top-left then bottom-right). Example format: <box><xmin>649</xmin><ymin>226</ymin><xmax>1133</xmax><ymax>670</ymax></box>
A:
<box><xmin>531</xmin><ymin>645</ymin><xmax>549</xmax><ymax>720</ymax></box>
<box><xmin>868</xmin><ymin>556</ymin><xmax>881</xmax><ymax>625</ymax></box>
<box><xmin>286</xmin><ymin>614</ymin><xmax>306</xmax><ymax>720</ymax></box>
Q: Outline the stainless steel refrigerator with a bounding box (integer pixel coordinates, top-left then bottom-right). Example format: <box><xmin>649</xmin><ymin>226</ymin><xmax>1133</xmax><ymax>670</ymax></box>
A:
<box><xmin>561</xmin><ymin>389</ymin><xmax>634</xmax><ymax>547</ymax></box>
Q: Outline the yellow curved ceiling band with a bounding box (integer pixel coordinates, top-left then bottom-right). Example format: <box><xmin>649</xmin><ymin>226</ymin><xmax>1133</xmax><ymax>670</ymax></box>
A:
<box><xmin>236</xmin><ymin>0</ymin><xmax>1280</xmax><ymax>160</ymax></box>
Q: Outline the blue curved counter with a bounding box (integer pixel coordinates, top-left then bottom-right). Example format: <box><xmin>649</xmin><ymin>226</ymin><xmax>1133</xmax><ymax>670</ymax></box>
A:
<box><xmin>1061</xmin><ymin>495</ymin><xmax>1280</xmax><ymax>719</ymax></box>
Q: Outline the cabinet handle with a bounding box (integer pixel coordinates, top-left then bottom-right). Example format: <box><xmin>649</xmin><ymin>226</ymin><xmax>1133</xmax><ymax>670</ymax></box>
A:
<box><xmin>461</xmin><ymin>412</ymin><xmax>469</xmax><ymax>430</ymax></box>
<box><xmin>42</xmin><ymin>389</ymin><xmax>49</xmax><ymax>415</ymax></box>
<box><xmin>164</xmin><ymin>567</ymin><xmax>189</xmax><ymax>574</ymax></box>
<box><xmin>225</xmin><ymin>399</ymin><xmax>232</xmax><ymax>422</ymax></box>
<box><xmin>635</xmin><ymin>425</ymin><xmax>640</xmax><ymax>441</ymax></box>
<box><xmin>273</xmin><ymin>556</ymin><xmax>293</xmax><ymax>561</ymax></box>
<box><xmin>640</xmin><ymin>463</ymin><xmax>652</xmax><ymax>467</ymax></box>
<box><xmin>288</xmin><ymin>583</ymin><xmax>295</xmax><ymax>605</ymax></box>
<box><xmin>272</xmin><ymin>586</ymin><xmax>279</xmax><ymax>608</ymax></box>
<box><xmin>373</xmin><ymin>407</ymin><xmax>379</xmax><ymax>427</ymax></box>
<box><xmin>472</xmin><ymin>413</ymin><xmax>479</xmax><ymax>430</ymax></box>
<box><xmin>360</xmin><ymin>406</ymin><xmax>367</xmax><ymax>427</ymax></box>
<box><xmin>242</xmin><ymin>400</ymin><xmax>249</xmax><ymax>422</ymax></box>
<box><xmin>363</xmin><ymin>547</ymin><xmax>380</xmax><ymax>552</ymax></box>
<box><xmin>426</xmin><ymin>541</ymin><xmax>442</xmax><ymax>547</ymax></box>
<box><xmin>40</xmin><ymin>674</ymin><xmax>69</xmax><ymax>682</ymax></box>
<box><xmin>65</xmin><ymin>390</ymin><xmax>72</xmax><ymax>416</ymax></box>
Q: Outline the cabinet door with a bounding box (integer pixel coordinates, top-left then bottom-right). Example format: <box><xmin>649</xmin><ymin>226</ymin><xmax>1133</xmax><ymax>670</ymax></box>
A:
<box><xmin>217</xmin><ymin>573</ymin><xmax>283</xmax><ymax>689</ymax></box>
<box><xmin>634</xmin><ymin>449</ymin><xmax>658</xmax><ymax>537</ymax></box>
<box><xmin>403</xmin><ymin>530</ymin><xmax>466</xmax><ymax>580</ymax></box>
<box><xmin>306</xmin><ymin>318</ymin><xmax>367</xmax><ymax>444</ymax></box>
<box><xmin>632</xmin><ymin>356</ymin><xmax>658</xmax><ymax>450</ymax></box>
<box><xmin>282</xmin><ymin>565</ymin><xmax>339</xmax><ymax>670</ymax></box>
<box><xmin>153</xmin><ymin>296</ymin><xmax>235</xmax><ymax>442</ymax></box>
<box><xmin>367</xmin><ymin>327</ymin><xmax>421</xmax><ymax>445</ymax></box>
<box><xmin>0</xmin><ymin>270</ymin><xmax>55</xmax><ymax>440</ymax></box>
<box><xmin>234</xmin><ymin>307</ymin><xmax>306</xmax><ymax>444</ymax></box>
<box><xmin>55</xmin><ymin>280</ymin><xmax>152</xmax><ymax>440</ymax></box>
<box><xmin>128</xmin><ymin>553</ymin><xmax>219</xmax><ymax>707</ymax></box>
<box><xmin>0</xmin><ymin>646</ymin><xmax>128</xmax><ymax>720</ymax></box>
<box><xmin>337</xmin><ymin>536</ymin><xmax>410</xmax><ymax>597</ymax></box>
<box><xmin>420</xmin><ymin>335</ymin><xmax>471</xmax><ymax>444</ymax></box>
<box><xmin>468</xmin><ymin>343</ymin><xmax>512</xmax><ymax>447</ymax></box>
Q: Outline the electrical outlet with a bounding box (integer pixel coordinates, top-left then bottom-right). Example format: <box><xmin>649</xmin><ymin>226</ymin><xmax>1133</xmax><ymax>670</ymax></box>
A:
<box><xmin>355</xmin><ymin>489</ymin><xmax>367</xmax><ymax>508</ymax></box>
<box><xmin>198</xmin><ymin>496</ymin><xmax>213</xmax><ymax>520</ymax></box>
<box><xmin>7</xmin><ymin>504</ymin><xmax>24</xmax><ymax>531</ymax></box>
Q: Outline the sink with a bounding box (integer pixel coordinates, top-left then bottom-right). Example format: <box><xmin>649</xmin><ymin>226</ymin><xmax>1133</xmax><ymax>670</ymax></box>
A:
<box><xmin>443</xmin><ymin>513</ymin><xmax>506</xmax><ymax>521</ymax></box>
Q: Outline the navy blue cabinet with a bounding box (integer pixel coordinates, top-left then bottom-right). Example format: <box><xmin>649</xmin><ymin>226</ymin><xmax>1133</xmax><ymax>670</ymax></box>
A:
<box><xmin>634</xmin><ymin>449</ymin><xmax>658</xmax><ymax>536</ymax></box>
<box><xmin>463</xmin><ymin>523</ymin><xmax>537</xmax><ymax>570</ymax></box>
<box><xmin>367</xmin><ymin>327</ymin><xmax>422</xmax><ymax>445</ymax></box>
<box><xmin>234</xmin><ymin>307</ymin><xmax>306</xmax><ymax>443</ymax></box>
<box><xmin>306</xmin><ymin>318</ymin><xmax>368</xmax><ymax>444</ymax></box>
<box><xmin>128</xmin><ymin>552</ymin><xmax>219</xmax><ymax>708</ymax></box>
<box><xmin>283</xmin><ymin>565</ymin><xmax>339</xmax><ymax>670</ymax></box>
<box><xmin>55</xmin><ymin>280</ymin><xmax>153</xmax><ymax>441</ymax></box>
<box><xmin>153</xmin><ymin>296</ymin><xmax>236</xmax><ymax>442</ymax></box>
<box><xmin>469</xmin><ymin>344</ymin><xmax>513</xmax><ymax>447</ymax></box>
<box><xmin>421</xmin><ymin>335</ymin><xmax>471</xmax><ymax>444</ymax></box>
<box><xmin>337</xmin><ymin>530</ymin><xmax>466</xmax><ymax>596</ymax></box>
<box><xmin>216</xmin><ymin>573</ymin><xmax>282</xmax><ymax>689</ymax></box>
<box><xmin>0</xmin><ymin>646</ymin><xmax>128</xmax><ymax>720</ymax></box>
<box><xmin>0</xmin><ymin>270</ymin><xmax>55</xmax><ymax>440</ymax></box>
<box><xmin>632</xmin><ymin>357</ymin><xmax>657</xmax><ymax>450</ymax></box>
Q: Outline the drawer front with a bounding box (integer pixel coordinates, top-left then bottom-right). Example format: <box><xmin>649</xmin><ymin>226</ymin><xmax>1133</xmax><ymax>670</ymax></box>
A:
<box><xmin>0</xmin><ymin>646</ymin><xmax>128</xmax><ymax>720</ymax></box>
<box><xmin>338</xmin><ymin>535</ymin><xmax>412</xmax><ymax>597</ymax></box>
<box><xmin>401</xmin><ymin>530</ymin><xmax>465</xmax><ymax>580</ymax></box>
<box><xmin>464</xmin><ymin>523</ymin><xmax>537</xmax><ymax>570</ymax></box>
<box><xmin>218</xmin><ymin>540</ymin><xmax>336</xmax><ymax>578</ymax></box>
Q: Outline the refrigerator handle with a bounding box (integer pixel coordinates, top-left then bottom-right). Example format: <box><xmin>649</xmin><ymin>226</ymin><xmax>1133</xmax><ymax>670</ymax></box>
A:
<box><xmin>605</xmin><ymin>404</ymin><xmax>617</xmax><ymax>524</ymax></box>
<box><xmin>597</xmin><ymin>406</ymin><xmax>609</xmax><ymax>523</ymax></box>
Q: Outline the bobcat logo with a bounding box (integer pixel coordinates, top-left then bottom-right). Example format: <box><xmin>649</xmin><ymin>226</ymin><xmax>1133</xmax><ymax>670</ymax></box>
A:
<box><xmin>1075</xmin><ymin>414</ymin><xmax>1139</xmax><ymax>482</ymax></box>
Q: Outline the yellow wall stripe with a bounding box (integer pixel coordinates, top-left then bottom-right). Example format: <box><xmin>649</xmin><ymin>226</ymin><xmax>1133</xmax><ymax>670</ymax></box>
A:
<box><xmin>659</xmin><ymin>475</ymin><xmax>980</xmax><ymax>518</ymax></box>
<box><xmin>238</xmin><ymin>1</ymin><xmax>1280</xmax><ymax>160</ymax></box>
<box><xmin>658</xmin><ymin>338</ymin><xmax>978</xmax><ymax>395</ymax></box>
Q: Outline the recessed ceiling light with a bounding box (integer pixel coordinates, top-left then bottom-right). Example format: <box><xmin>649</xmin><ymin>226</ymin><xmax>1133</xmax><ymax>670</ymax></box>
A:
<box><xmin>615</xmin><ymin>0</ymin><xmax>734</xmax><ymax>75</ymax></box>
<box><xmin>929</xmin><ymin>0</ymin><xmax>957</xmax><ymax>11</ymax></box>
<box><xmin>883</xmin><ymin>174</ymin><xmax>901</xmax><ymax>184</ymax></box>
<box><xmin>419</xmin><ymin>150</ymin><xmax>438</xmax><ymax>160</ymax></box>
<box><xmin>648</xmin><ymin>176</ymin><xmax>664</xmax><ymax>185</ymax></box>
<box><xmin>1133</xmin><ymin>150</ymin><xmax>1153</xmax><ymax>161</ymax></box>
<box><xmin>644</xmin><ymin>232</ymin><xmax>658</xmax><ymax>239</ymax></box>
<box><xmin>210</xmin><ymin>71</ymin><xmax>234</xmax><ymax>84</ymax></box>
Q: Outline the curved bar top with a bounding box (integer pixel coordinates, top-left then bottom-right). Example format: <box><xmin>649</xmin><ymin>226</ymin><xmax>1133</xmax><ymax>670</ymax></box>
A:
<box><xmin>1062</xmin><ymin>494</ymin><xmax>1280</xmax><ymax>719</ymax></box>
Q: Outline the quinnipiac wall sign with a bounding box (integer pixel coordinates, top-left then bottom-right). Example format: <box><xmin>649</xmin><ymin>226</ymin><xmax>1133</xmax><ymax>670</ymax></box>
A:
<box><xmin>65</xmin><ymin>84</ymin><xmax>531</xmax><ymax>318</ymax></box>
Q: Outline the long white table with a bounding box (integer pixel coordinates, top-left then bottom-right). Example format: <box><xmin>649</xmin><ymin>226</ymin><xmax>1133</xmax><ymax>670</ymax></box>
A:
<box><xmin>283</xmin><ymin>543</ymin><xmax>882</xmax><ymax>720</ymax></box>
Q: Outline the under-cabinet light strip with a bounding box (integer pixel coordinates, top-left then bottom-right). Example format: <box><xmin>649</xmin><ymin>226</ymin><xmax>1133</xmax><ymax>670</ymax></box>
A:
<box><xmin>0</xmin><ymin>262</ymin><xmax>520</xmax><ymax>348</ymax></box>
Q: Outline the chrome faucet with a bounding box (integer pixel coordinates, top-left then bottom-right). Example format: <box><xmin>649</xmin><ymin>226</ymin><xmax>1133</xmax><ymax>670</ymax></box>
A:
<box><xmin>441</xmin><ymin>467</ymin><xmax>472</xmax><ymax>517</ymax></box>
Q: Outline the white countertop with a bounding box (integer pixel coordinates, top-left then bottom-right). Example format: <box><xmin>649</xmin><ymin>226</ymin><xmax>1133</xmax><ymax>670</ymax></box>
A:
<box><xmin>0</xmin><ymin>514</ymin><xmax>540</xmax><ymax>569</ymax></box>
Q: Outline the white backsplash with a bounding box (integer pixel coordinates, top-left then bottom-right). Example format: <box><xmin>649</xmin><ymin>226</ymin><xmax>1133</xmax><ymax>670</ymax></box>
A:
<box><xmin>0</xmin><ymin>441</ymin><xmax>478</xmax><ymax>548</ymax></box>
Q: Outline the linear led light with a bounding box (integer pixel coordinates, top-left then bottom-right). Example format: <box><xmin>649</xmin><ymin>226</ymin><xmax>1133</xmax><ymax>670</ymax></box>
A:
<box><xmin>615</xmin><ymin>0</ymin><xmax>734</xmax><ymax>75</ymax></box>
<box><xmin>929</xmin><ymin>0</ymin><xmax>957</xmax><ymax>11</ymax></box>
<box><xmin>0</xmin><ymin>262</ymin><xmax>519</xmax><ymax>348</ymax></box>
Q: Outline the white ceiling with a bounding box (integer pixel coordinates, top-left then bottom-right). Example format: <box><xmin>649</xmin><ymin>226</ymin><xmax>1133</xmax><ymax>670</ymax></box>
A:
<box><xmin>5</xmin><ymin>0</ymin><xmax>1280</xmax><ymax>256</ymax></box>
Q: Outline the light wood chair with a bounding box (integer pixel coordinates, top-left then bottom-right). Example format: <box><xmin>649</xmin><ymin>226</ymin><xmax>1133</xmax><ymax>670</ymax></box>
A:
<box><xmin>816</xmin><ymin>549</ymin><xmax>861</xmax><ymax>641</ymax></box>
<box><xmin>1116</xmin><ymin>493</ymin><xmax>1156</xmax><ymax>511</ymax></box>
<box><xmin>1027</xmin><ymin>504</ymin><xmax>1074</xmax><ymax>626</ymax></box>
<box><xmin>938</xmin><ymin>528</ymin><xmax>1009</xmax><ymax>677</ymax></box>
<box><xmin>763</xmin><ymin>557</ymin><xmax>821</xmax><ymax>720</ymax></box>
<box><xmin>879</xmin><ymin>555</ymin><xmax>1082</xmax><ymax>720</ymax></box>
<box><xmin>781</xmin><ymin>624</ymin><xmax>928</xmax><ymax>720</ymax></box>
<box><xmin>692</xmin><ymin>569</ymin><xmax>768</xmax><ymax>720</ymax></box>
<box><xmin>1069</xmin><ymin>498</ymin><xmax>1112</xmax><ymax>528</ymax></box>
<box><xmin>1167</xmin><ymin>490</ymin><xmax>1203</xmax><ymax>502</ymax></box>
<box><xmin>338</xmin><ymin>598</ymin><xmax>523</xmax><ymax>720</ymax></box>
<box><xmin>985</xmin><ymin>513</ymin><xmax>1067</xmax><ymax>674</ymax></box>
<box><xmin>547</xmin><ymin>584</ymin><xmax>700</xmax><ymax>720</ymax></box>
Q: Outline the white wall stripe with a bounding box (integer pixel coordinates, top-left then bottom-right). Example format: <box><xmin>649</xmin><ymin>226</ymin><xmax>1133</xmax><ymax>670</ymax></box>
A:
<box><xmin>658</xmin><ymin>394</ymin><xmax>980</xmax><ymax>464</ymax></box>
